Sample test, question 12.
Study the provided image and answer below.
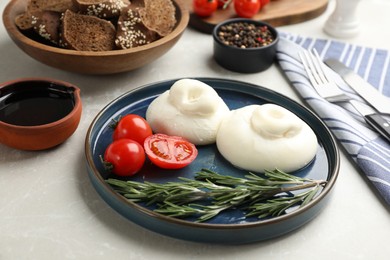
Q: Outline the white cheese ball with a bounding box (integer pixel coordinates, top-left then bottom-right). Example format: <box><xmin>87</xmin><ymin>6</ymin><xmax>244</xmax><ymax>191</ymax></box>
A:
<box><xmin>216</xmin><ymin>104</ymin><xmax>318</xmax><ymax>172</ymax></box>
<box><xmin>146</xmin><ymin>79</ymin><xmax>230</xmax><ymax>145</ymax></box>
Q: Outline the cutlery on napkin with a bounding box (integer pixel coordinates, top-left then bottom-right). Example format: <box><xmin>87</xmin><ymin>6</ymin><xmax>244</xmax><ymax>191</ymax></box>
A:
<box><xmin>276</xmin><ymin>35</ymin><xmax>390</xmax><ymax>206</ymax></box>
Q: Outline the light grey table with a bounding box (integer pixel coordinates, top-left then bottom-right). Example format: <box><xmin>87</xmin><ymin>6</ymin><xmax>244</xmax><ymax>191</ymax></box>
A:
<box><xmin>0</xmin><ymin>0</ymin><xmax>389</xmax><ymax>259</ymax></box>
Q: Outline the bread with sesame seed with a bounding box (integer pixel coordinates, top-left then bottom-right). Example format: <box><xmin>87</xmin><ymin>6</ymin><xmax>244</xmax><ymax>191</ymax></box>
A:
<box><xmin>31</xmin><ymin>11</ymin><xmax>61</xmax><ymax>45</ymax></box>
<box><xmin>15</xmin><ymin>0</ymin><xmax>75</xmax><ymax>31</ymax></box>
<box><xmin>14</xmin><ymin>0</ymin><xmax>177</xmax><ymax>51</ymax></box>
<box><xmin>115</xmin><ymin>6</ymin><xmax>158</xmax><ymax>49</ymax></box>
<box><xmin>139</xmin><ymin>0</ymin><xmax>176</xmax><ymax>37</ymax></box>
<box><xmin>128</xmin><ymin>0</ymin><xmax>145</xmax><ymax>8</ymax></box>
<box><xmin>31</xmin><ymin>0</ymin><xmax>75</xmax><ymax>12</ymax></box>
<box><xmin>60</xmin><ymin>9</ymin><xmax>116</xmax><ymax>51</ymax></box>
<box><xmin>15</xmin><ymin>13</ymin><xmax>35</xmax><ymax>31</ymax></box>
<box><xmin>72</xmin><ymin>0</ymin><xmax>130</xmax><ymax>19</ymax></box>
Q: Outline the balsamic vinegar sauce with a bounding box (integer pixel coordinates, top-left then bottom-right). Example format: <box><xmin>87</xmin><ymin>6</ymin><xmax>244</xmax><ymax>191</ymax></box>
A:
<box><xmin>0</xmin><ymin>81</ymin><xmax>76</xmax><ymax>126</ymax></box>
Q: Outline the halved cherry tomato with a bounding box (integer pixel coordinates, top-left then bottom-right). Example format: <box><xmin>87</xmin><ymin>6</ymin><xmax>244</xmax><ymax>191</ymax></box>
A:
<box><xmin>103</xmin><ymin>139</ymin><xmax>145</xmax><ymax>176</ymax></box>
<box><xmin>193</xmin><ymin>0</ymin><xmax>218</xmax><ymax>17</ymax></box>
<box><xmin>144</xmin><ymin>134</ymin><xmax>198</xmax><ymax>169</ymax></box>
<box><xmin>234</xmin><ymin>0</ymin><xmax>261</xmax><ymax>18</ymax></box>
<box><xmin>113</xmin><ymin>114</ymin><xmax>152</xmax><ymax>145</ymax></box>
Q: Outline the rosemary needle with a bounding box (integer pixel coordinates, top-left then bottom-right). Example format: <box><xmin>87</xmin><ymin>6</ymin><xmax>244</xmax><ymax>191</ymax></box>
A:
<box><xmin>106</xmin><ymin>168</ymin><xmax>327</xmax><ymax>222</ymax></box>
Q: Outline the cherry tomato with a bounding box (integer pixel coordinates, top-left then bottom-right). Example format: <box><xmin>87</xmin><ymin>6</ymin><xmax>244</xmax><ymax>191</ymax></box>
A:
<box><xmin>234</xmin><ymin>0</ymin><xmax>261</xmax><ymax>18</ymax></box>
<box><xmin>260</xmin><ymin>0</ymin><xmax>270</xmax><ymax>6</ymax></box>
<box><xmin>103</xmin><ymin>139</ymin><xmax>145</xmax><ymax>176</ymax></box>
<box><xmin>193</xmin><ymin>0</ymin><xmax>218</xmax><ymax>17</ymax></box>
<box><xmin>113</xmin><ymin>114</ymin><xmax>152</xmax><ymax>145</ymax></box>
<box><xmin>144</xmin><ymin>134</ymin><xmax>198</xmax><ymax>169</ymax></box>
<box><xmin>218</xmin><ymin>0</ymin><xmax>231</xmax><ymax>8</ymax></box>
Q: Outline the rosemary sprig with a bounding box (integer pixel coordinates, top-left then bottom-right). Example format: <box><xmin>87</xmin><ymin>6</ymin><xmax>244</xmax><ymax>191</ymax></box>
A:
<box><xmin>106</xmin><ymin>169</ymin><xmax>327</xmax><ymax>222</ymax></box>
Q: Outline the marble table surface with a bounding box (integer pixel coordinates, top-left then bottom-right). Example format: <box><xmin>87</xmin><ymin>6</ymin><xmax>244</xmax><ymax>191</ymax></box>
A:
<box><xmin>0</xmin><ymin>0</ymin><xmax>389</xmax><ymax>259</ymax></box>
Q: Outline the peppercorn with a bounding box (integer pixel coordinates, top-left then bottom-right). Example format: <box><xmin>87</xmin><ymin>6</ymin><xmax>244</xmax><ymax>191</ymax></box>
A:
<box><xmin>217</xmin><ymin>22</ymin><xmax>275</xmax><ymax>48</ymax></box>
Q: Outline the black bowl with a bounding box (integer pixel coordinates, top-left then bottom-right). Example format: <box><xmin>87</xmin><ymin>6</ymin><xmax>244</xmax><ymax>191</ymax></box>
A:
<box><xmin>212</xmin><ymin>18</ymin><xmax>279</xmax><ymax>73</ymax></box>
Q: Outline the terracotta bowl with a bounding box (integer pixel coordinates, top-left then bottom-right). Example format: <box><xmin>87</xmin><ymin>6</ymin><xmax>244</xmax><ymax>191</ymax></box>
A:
<box><xmin>2</xmin><ymin>0</ymin><xmax>189</xmax><ymax>75</ymax></box>
<box><xmin>0</xmin><ymin>78</ymin><xmax>82</xmax><ymax>150</ymax></box>
<box><xmin>213</xmin><ymin>18</ymin><xmax>279</xmax><ymax>73</ymax></box>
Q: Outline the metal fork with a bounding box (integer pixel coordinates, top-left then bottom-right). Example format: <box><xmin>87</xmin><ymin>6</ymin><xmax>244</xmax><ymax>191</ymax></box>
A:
<box><xmin>299</xmin><ymin>49</ymin><xmax>350</xmax><ymax>103</ymax></box>
<box><xmin>299</xmin><ymin>49</ymin><xmax>390</xmax><ymax>142</ymax></box>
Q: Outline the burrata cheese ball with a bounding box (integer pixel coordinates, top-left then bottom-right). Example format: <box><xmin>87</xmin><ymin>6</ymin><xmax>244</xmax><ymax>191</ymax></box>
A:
<box><xmin>146</xmin><ymin>79</ymin><xmax>230</xmax><ymax>145</ymax></box>
<box><xmin>216</xmin><ymin>104</ymin><xmax>318</xmax><ymax>172</ymax></box>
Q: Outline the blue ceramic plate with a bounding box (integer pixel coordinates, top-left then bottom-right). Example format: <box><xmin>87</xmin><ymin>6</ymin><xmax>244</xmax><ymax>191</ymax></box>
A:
<box><xmin>85</xmin><ymin>78</ymin><xmax>339</xmax><ymax>244</ymax></box>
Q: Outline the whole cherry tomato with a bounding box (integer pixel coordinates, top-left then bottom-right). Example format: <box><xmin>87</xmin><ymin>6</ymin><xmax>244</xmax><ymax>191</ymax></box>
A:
<box><xmin>260</xmin><ymin>0</ymin><xmax>270</xmax><ymax>7</ymax></box>
<box><xmin>193</xmin><ymin>0</ymin><xmax>218</xmax><ymax>17</ymax></box>
<box><xmin>144</xmin><ymin>134</ymin><xmax>198</xmax><ymax>169</ymax></box>
<box><xmin>103</xmin><ymin>139</ymin><xmax>145</xmax><ymax>176</ymax></box>
<box><xmin>234</xmin><ymin>0</ymin><xmax>261</xmax><ymax>18</ymax></box>
<box><xmin>113</xmin><ymin>114</ymin><xmax>152</xmax><ymax>145</ymax></box>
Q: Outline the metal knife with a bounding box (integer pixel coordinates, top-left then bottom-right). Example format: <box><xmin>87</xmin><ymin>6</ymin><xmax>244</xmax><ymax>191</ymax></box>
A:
<box><xmin>349</xmin><ymin>100</ymin><xmax>390</xmax><ymax>142</ymax></box>
<box><xmin>324</xmin><ymin>58</ymin><xmax>390</xmax><ymax>114</ymax></box>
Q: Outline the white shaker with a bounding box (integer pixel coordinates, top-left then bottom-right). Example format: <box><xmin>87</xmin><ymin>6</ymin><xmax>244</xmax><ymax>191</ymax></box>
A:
<box><xmin>324</xmin><ymin>0</ymin><xmax>362</xmax><ymax>38</ymax></box>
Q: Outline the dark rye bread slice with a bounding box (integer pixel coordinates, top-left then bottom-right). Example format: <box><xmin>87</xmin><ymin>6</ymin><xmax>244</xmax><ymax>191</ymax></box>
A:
<box><xmin>128</xmin><ymin>0</ymin><xmax>145</xmax><ymax>8</ymax></box>
<box><xmin>31</xmin><ymin>11</ymin><xmax>61</xmax><ymax>44</ymax></box>
<box><xmin>29</xmin><ymin>0</ymin><xmax>75</xmax><ymax>12</ymax></box>
<box><xmin>60</xmin><ymin>10</ymin><xmax>116</xmax><ymax>51</ymax></box>
<box><xmin>115</xmin><ymin>6</ymin><xmax>158</xmax><ymax>49</ymax></box>
<box><xmin>15</xmin><ymin>0</ymin><xmax>75</xmax><ymax>31</ymax></box>
<box><xmin>139</xmin><ymin>0</ymin><xmax>176</xmax><ymax>37</ymax></box>
<box><xmin>15</xmin><ymin>13</ymin><xmax>35</xmax><ymax>31</ymax></box>
<box><xmin>72</xmin><ymin>0</ymin><xmax>130</xmax><ymax>19</ymax></box>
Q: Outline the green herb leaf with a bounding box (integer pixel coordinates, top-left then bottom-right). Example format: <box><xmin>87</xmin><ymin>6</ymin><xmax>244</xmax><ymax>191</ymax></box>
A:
<box><xmin>106</xmin><ymin>169</ymin><xmax>327</xmax><ymax>222</ymax></box>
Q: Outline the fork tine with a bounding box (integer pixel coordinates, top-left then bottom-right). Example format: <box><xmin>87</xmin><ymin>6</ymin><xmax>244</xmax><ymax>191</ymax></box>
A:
<box><xmin>299</xmin><ymin>49</ymin><xmax>329</xmax><ymax>86</ymax></box>
<box><xmin>311</xmin><ymin>49</ymin><xmax>328</xmax><ymax>85</ymax></box>
<box><xmin>299</xmin><ymin>48</ymin><xmax>350</xmax><ymax>102</ymax></box>
<box><xmin>299</xmin><ymin>51</ymin><xmax>318</xmax><ymax>87</ymax></box>
<box><xmin>304</xmin><ymin>51</ymin><xmax>322</xmax><ymax>84</ymax></box>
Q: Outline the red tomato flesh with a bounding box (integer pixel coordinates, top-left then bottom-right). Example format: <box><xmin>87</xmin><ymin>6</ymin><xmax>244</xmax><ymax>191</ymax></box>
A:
<box><xmin>144</xmin><ymin>134</ymin><xmax>198</xmax><ymax>169</ymax></box>
<box><xmin>113</xmin><ymin>114</ymin><xmax>152</xmax><ymax>145</ymax></box>
<box><xmin>104</xmin><ymin>139</ymin><xmax>145</xmax><ymax>176</ymax></box>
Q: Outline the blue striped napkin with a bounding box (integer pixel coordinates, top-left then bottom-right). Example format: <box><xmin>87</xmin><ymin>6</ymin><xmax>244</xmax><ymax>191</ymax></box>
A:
<box><xmin>276</xmin><ymin>34</ymin><xmax>390</xmax><ymax>206</ymax></box>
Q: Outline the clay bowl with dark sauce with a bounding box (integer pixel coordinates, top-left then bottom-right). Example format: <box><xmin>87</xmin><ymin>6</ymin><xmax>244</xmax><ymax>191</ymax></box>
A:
<box><xmin>0</xmin><ymin>78</ymin><xmax>82</xmax><ymax>150</ymax></box>
<box><xmin>213</xmin><ymin>18</ymin><xmax>279</xmax><ymax>73</ymax></box>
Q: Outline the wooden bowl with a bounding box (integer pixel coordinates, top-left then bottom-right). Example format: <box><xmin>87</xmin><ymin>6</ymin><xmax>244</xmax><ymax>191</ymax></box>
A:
<box><xmin>0</xmin><ymin>78</ymin><xmax>82</xmax><ymax>150</ymax></box>
<box><xmin>2</xmin><ymin>0</ymin><xmax>189</xmax><ymax>75</ymax></box>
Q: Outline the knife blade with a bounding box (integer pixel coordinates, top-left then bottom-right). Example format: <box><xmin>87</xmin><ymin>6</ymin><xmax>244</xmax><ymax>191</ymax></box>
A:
<box><xmin>324</xmin><ymin>58</ymin><xmax>390</xmax><ymax>114</ymax></box>
<box><xmin>350</xmin><ymin>100</ymin><xmax>390</xmax><ymax>142</ymax></box>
